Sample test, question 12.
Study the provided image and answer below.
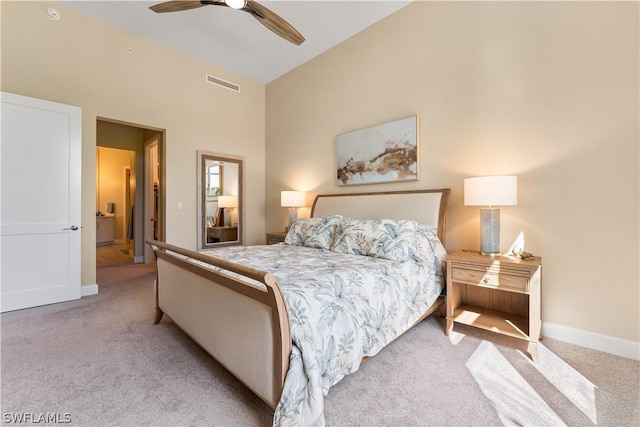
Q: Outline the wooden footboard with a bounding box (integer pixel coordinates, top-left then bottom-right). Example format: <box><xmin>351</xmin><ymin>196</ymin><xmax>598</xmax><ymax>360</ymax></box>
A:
<box><xmin>146</xmin><ymin>239</ymin><xmax>291</xmax><ymax>409</ymax></box>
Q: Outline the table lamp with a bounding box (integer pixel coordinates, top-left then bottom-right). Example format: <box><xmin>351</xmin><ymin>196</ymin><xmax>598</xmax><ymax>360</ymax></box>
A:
<box><xmin>216</xmin><ymin>195</ymin><xmax>237</xmax><ymax>226</ymax></box>
<box><xmin>281</xmin><ymin>190</ymin><xmax>306</xmax><ymax>231</ymax></box>
<box><xmin>464</xmin><ymin>176</ymin><xmax>517</xmax><ymax>255</ymax></box>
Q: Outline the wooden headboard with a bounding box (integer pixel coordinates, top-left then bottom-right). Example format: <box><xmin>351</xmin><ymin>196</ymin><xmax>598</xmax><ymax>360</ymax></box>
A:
<box><xmin>310</xmin><ymin>188</ymin><xmax>451</xmax><ymax>245</ymax></box>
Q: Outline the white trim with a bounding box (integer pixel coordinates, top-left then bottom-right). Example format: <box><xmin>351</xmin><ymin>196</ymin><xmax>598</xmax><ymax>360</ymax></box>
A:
<box><xmin>144</xmin><ymin>137</ymin><xmax>159</xmax><ymax>263</ymax></box>
<box><xmin>543</xmin><ymin>321</ymin><xmax>640</xmax><ymax>361</ymax></box>
<box><xmin>123</xmin><ymin>166</ymin><xmax>131</xmax><ymax>247</ymax></box>
<box><xmin>81</xmin><ymin>284</ymin><xmax>98</xmax><ymax>297</ymax></box>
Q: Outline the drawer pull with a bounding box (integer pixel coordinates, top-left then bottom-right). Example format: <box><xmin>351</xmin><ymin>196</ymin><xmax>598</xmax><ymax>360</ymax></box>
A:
<box><xmin>483</xmin><ymin>277</ymin><xmax>489</xmax><ymax>284</ymax></box>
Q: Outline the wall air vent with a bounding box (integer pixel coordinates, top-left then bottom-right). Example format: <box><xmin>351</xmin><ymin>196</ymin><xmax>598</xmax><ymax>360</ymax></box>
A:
<box><xmin>206</xmin><ymin>74</ymin><xmax>240</xmax><ymax>93</ymax></box>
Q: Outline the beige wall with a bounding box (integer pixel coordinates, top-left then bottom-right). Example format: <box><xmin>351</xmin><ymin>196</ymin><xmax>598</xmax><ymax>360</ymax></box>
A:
<box><xmin>1</xmin><ymin>1</ymin><xmax>267</xmax><ymax>286</ymax></box>
<box><xmin>266</xmin><ymin>2</ymin><xmax>639</xmax><ymax>345</ymax></box>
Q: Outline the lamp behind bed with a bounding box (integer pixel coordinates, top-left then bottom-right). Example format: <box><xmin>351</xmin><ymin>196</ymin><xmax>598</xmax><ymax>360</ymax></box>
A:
<box><xmin>281</xmin><ymin>191</ymin><xmax>306</xmax><ymax>231</ymax></box>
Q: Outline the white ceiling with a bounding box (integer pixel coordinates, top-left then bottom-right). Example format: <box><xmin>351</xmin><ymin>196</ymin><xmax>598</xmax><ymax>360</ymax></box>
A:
<box><xmin>58</xmin><ymin>0</ymin><xmax>412</xmax><ymax>84</ymax></box>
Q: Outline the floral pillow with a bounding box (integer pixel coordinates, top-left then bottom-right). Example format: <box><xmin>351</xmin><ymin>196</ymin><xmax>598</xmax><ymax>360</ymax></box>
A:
<box><xmin>331</xmin><ymin>218</ymin><xmax>413</xmax><ymax>261</ymax></box>
<box><xmin>331</xmin><ymin>218</ymin><xmax>447</xmax><ymax>263</ymax></box>
<box><xmin>284</xmin><ymin>215</ymin><xmax>342</xmax><ymax>250</ymax></box>
<box><xmin>396</xmin><ymin>223</ymin><xmax>447</xmax><ymax>264</ymax></box>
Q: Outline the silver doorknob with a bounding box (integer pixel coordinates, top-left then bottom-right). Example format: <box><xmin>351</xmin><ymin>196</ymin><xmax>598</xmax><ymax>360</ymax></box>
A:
<box><xmin>63</xmin><ymin>225</ymin><xmax>79</xmax><ymax>231</ymax></box>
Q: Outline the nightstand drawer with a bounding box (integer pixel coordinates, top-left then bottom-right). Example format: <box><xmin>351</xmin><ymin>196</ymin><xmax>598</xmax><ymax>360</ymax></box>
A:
<box><xmin>451</xmin><ymin>264</ymin><xmax>529</xmax><ymax>291</ymax></box>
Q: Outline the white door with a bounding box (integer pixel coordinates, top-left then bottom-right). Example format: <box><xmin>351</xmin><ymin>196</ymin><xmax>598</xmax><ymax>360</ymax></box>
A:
<box><xmin>1</xmin><ymin>92</ymin><xmax>82</xmax><ymax>312</ymax></box>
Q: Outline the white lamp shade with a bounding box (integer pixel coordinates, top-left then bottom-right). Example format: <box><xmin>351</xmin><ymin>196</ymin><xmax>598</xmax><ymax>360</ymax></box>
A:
<box><xmin>281</xmin><ymin>191</ymin><xmax>306</xmax><ymax>207</ymax></box>
<box><xmin>217</xmin><ymin>195</ymin><xmax>237</xmax><ymax>208</ymax></box>
<box><xmin>464</xmin><ymin>176</ymin><xmax>517</xmax><ymax>207</ymax></box>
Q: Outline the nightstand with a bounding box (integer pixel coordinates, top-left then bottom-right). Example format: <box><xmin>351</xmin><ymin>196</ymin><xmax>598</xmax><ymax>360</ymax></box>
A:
<box><xmin>266</xmin><ymin>231</ymin><xmax>287</xmax><ymax>245</ymax></box>
<box><xmin>207</xmin><ymin>226</ymin><xmax>238</xmax><ymax>243</ymax></box>
<box><xmin>445</xmin><ymin>250</ymin><xmax>542</xmax><ymax>362</ymax></box>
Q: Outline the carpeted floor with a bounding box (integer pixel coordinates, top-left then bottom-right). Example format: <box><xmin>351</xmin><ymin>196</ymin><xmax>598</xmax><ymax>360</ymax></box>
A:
<box><xmin>1</xmin><ymin>264</ymin><xmax>638</xmax><ymax>426</ymax></box>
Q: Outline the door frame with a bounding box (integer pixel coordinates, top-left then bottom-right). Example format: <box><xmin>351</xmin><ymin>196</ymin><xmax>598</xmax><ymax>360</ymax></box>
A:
<box><xmin>144</xmin><ymin>136</ymin><xmax>159</xmax><ymax>263</ymax></box>
<box><xmin>123</xmin><ymin>166</ymin><xmax>132</xmax><ymax>247</ymax></box>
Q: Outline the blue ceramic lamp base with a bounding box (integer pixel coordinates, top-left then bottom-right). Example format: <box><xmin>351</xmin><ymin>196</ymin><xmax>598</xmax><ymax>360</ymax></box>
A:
<box><xmin>287</xmin><ymin>207</ymin><xmax>298</xmax><ymax>231</ymax></box>
<box><xmin>480</xmin><ymin>208</ymin><xmax>501</xmax><ymax>255</ymax></box>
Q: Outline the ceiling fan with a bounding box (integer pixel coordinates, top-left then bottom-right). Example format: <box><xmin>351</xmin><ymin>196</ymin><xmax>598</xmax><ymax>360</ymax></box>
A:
<box><xmin>149</xmin><ymin>0</ymin><xmax>305</xmax><ymax>45</ymax></box>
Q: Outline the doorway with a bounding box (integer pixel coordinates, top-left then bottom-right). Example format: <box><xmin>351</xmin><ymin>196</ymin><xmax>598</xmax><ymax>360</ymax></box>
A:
<box><xmin>96</xmin><ymin>146</ymin><xmax>135</xmax><ymax>267</ymax></box>
<box><xmin>96</xmin><ymin>119</ymin><xmax>164</xmax><ymax>268</ymax></box>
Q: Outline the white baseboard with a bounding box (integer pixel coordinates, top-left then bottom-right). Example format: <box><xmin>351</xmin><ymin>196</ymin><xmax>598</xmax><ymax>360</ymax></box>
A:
<box><xmin>81</xmin><ymin>284</ymin><xmax>98</xmax><ymax>297</ymax></box>
<box><xmin>543</xmin><ymin>321</ymin><xmax>640</xmax><ymax>361</ymax></box>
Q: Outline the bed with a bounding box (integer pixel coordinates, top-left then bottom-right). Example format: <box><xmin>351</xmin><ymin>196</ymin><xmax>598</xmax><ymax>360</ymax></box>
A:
<box><xmin>147</xmin><ymin>188</ymin><xmax>450</xmax><ymax>426</ymax></box>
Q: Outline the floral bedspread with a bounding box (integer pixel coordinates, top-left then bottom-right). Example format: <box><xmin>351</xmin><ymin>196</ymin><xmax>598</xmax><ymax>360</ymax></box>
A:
<box><xmin>199</xmin><ymin>240</ymin><xmax>445</xmax><ymax>426</ymax></box>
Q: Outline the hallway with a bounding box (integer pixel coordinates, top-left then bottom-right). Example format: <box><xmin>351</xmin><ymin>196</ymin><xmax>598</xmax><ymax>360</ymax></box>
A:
<box><xmin>96</xmin><ymin>243</ymin><xmax>134</xmax><ymax>267</ymax></box>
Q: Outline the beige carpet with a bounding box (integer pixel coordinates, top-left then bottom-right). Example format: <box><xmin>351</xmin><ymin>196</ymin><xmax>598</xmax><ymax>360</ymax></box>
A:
<box><xmin>1</xmin><ymin>264</ymin><xmax>638</xmax><ymax>426</ymax></box>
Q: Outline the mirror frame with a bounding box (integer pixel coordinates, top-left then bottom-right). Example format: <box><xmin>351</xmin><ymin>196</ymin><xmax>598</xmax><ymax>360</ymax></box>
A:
<box><xmin>196</xmin><ymin>151</ymin><xmax>244</xmax><ymax>250</ymax></box>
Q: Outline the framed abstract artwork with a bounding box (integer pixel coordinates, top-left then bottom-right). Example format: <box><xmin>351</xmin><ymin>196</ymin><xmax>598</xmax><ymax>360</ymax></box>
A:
<box><xmin>336</xmin><ymin>115</ymin><xmax>419</xmax><ymax>186</ymax></box>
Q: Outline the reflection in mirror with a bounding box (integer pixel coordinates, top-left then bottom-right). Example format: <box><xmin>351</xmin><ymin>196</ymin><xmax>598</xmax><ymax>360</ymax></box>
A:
<box><xmin>197</xmin><ymin>151</ymin><xmax>243</xmax><ymax>250</ymax></box>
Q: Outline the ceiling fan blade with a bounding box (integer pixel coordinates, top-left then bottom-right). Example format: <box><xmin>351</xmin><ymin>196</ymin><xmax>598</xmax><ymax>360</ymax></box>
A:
<box><xmin>242</xmin><ymin>1</ymin><xmax>305</xmax><ymax>45</ymax></box>
<box><xmin>149</xmin><ymin>1</ymin><xmax>207</xmax><ymax>13</ymax></box>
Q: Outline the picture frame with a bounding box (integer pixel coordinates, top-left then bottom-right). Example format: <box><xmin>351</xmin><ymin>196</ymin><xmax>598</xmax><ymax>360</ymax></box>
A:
<box><xmin>336</xmin><ymin>115</ymin><xmax>419</xmax><ymax>186</ymax></box>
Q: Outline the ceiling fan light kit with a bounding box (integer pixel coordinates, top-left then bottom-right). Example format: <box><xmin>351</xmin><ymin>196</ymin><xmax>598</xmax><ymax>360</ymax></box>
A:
<box><xmin>150</xmin><ymin>0</ymin><xmax>305</xmax><ymax>45</ymax></box>
<box><xmin>225</xmin><ymin>0</ymin><xmax>246</xmax><ymax>10</ymax></box>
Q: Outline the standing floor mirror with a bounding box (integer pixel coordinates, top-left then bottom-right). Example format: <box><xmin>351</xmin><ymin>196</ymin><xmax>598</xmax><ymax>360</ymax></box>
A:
<box><xmin>197</xmin><ymin>151</ymin><xmax>244</xmax><ymax>250</ymax></box>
